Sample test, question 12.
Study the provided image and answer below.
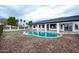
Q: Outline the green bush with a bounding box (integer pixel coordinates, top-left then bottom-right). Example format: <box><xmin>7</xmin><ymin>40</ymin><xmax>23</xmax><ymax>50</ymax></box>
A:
<box><xmin>0</xmin><ymin>25</ymin><xmax>3</xmax><ymax>37</ymax></box>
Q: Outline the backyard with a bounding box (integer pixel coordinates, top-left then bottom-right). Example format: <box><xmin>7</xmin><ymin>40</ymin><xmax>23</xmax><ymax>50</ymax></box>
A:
<box><xmin>0</xmin><ymin>30</ymin><xmax>79</xmax><ymax>53</ymax></box>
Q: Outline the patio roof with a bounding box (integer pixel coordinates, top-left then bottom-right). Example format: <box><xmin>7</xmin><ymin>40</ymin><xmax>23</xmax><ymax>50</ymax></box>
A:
<box><xmin>32</xmin><ymin>15</ymin><xmax>79</xmax><ymax>25</ymax></box>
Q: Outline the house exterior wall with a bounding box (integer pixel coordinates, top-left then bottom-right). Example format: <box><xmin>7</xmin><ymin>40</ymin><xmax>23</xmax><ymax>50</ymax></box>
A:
<box><xmin>48</xmin><ymin>23</ymin><xmax>56</xmax><ymax>30</ymax></box>
<box><xmin>48</xmin><ymin>24</ymin><xmax>57</xmax><ymax>31</ymax></box>
<box><xmin>72</xmin><ymin>22</ymin><xmax>79</xmax><ymax>32</ymax></box>
<box><xmin>32</xmin><ymin>25</ymin><xmax>37</xmax><ymax>29</ymax></box>
<box><xmin>48</xmin><ymin>23</ymin><xmax>64</xmax><ymax>32</ymax></box>
<box><xmin>60</xmin><ymin>22</ymin><xmax>79</xmax><ymax>32</ymax></box>
<box><xmin>32</xmin><ymin>21</ymin><xmax>79</xmax><ymax>33</ymax></box>
<box><xmin>59</xmin><ymin>24</ymin><xmax>64</xmax><ymax>31</ymax></box>
<box><xmin>32</xmin><ymin>24</ymin><xmax>46</xmax><ymax>31</ymax></box>
<box><xmin>63</xmin><ymin>22</ymin><xmax>79</xmax><ymax>32</ymax></box>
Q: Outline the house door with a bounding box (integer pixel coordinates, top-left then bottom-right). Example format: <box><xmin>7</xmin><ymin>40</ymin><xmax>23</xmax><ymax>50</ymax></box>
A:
<box><xmin>64</xmin><ymin>23</ymin><xmax>72</xmax><ymax>31</ymax></box>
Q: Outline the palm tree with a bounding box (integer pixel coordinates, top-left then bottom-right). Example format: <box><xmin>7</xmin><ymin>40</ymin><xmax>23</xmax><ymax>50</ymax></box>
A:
<box><xmin>20</xmin><ymin>19</ymin><xmax>23</xmax><ymax>27</ymax></box>
<box><xmin>20</xmin><ymin>19</ymin><xmax>22</xmax><ymax>22</ymax></box>
<box><xmin>28</xmin><ymin>21</ymin><xmax>32</xmax><ymax>29</ymax></box>
<box><xmin>24</xmin><ymin>20</ymin><xmax>25</xmax><ymax>23</ymax></box>
<box><xmin>23</xmin><ymin>20</ymin><xmax>26</xmax><ymax>27</ymax></box>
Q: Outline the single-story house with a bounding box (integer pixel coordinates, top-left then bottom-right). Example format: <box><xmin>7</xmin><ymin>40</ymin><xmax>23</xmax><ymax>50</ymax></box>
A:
<box><xmin>32</xmin><ymin>15</ymin><xmax>79</xmax><ymax>33</ymax></box>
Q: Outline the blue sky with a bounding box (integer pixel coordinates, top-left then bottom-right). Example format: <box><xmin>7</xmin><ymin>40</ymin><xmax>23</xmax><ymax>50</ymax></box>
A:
<box><xmin>0</xmin><ymin>5</ymin><xmax>79</xmax><ymax>22</ymax></box>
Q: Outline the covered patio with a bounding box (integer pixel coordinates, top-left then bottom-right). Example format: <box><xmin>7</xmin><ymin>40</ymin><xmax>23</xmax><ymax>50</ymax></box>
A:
<box><xmin>32</xmin><ymin>22</ymin><xmax>79</xmax><ymax>33</ymax></box>
<box><xmin>32</xmin><ymin>23</ymin><xmax>62</xmax><ymax>33</ymax></box>
<box><xmin>32</xmin><ymin>15</ymin><xmax>79</xmax><ymax>33</ymax></box>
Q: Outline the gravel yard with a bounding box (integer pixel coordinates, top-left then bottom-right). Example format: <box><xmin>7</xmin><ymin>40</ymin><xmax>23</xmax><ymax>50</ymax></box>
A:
<box><xmin>0</xmin><ymin>31</ymin><xmax>79</xmax><ymax>53</ymax></box>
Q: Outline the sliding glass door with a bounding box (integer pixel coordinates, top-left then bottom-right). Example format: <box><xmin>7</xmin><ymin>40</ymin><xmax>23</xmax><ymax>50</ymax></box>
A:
<box><xmin>64</xmin><ymin>23</ymin><xmax>72</xmax><ymax>31</ymax></box>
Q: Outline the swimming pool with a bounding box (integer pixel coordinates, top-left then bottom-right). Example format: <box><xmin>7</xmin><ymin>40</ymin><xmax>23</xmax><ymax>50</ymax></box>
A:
<box><xmin>24</xmin><ymin>31</ymin><xmax>61</xmax><ymax>38</ymax></box>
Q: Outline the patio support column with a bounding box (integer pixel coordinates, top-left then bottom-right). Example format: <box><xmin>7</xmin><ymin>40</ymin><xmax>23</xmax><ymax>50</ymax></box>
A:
<box><xmin>37</xmin><ymin>25</ymin><xmax>39</xmax><ymax>35</ymax></box>
<box><xmin>45</xmin><ymin>24</ymin><xmax>47</xmax><ymax>37</ymax></box>
<box><xmin>72</xmin><ymin>23</ymin><xmax>75</xmax><ymax>32</ymax></box>
<box><xmin>37</xmin><ymin>25</ymin><xmax>39</xmax><ymax>31</ymax></box>
<box><xmin>45</xmin><ymin>24</ymin><xmax>47</xmax><ymax>32</ymax></box>
<box><xmin>28</xmin><ymin>25</ymin><xmax>30</xmax><ymax>29</ymax></box>
<box><xmin>40</xmin><ymin>24</ymin><xmax>42</xmax><ymax>31</ymax></box>
<box><xmin>18</xmin><ymin>26</ymin><xmax>19</xmax><ymax>30</ymax></box>
<box><xmin>32</xmin><ymin>25</ymin><xmax>33</xmax><ymax>29</ymax></box>
<box><xmin>49</xmin><ymin>24</ymin><xmax>50</xmax><ymax>30</ymax></box>
<box><xmin>57</xmin><ymin>23</ymin><xmax>60</xmax><ymax>33</ymax></box>
<box><xmin>41</xmin><ymin>24</ymin><xmax>42</xmax><ymax>29</ymax></box>
<box><xmin>10</xmin><ymin>25</ymin><xmax>11</xmax><ymax>31</ymax></box>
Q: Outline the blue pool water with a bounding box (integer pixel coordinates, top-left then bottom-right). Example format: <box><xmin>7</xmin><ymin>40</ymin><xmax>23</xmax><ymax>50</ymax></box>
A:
<box><xmin>25</xmin><ymin>31</ymin><xmax>61</xmax><ymax>38</ymax></box>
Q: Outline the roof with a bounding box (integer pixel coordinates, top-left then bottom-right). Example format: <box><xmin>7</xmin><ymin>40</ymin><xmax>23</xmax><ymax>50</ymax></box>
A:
<box><xmin>32</xmin><ymin>15</ymin><xmax>79</xmax><ymax>25</ymax></box>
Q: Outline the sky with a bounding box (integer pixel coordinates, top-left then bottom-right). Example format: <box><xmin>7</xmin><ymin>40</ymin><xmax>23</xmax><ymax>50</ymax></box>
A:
<box><xmin>0</xmin><ymin>5</ymin><xmax>79</xmax><ymax>22</ymax></box>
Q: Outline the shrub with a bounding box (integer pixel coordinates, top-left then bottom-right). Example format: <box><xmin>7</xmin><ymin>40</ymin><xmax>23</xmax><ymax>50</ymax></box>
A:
<box><xmin>0</xmin><ymin>25</ymin><xmax>4</xmax><ymax>37</ymax></box>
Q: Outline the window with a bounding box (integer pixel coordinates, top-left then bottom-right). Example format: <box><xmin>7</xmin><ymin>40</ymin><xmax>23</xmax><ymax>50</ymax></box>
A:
<box><xmin>33</xmin><ymin>25</ymin><xmax>36</xmax><ymax>28</ymax></box>
<box><xmin>60</xmin><ymin>24</ymin><xmax>63</xmax><ymax>29</ymax></box>
<box><xmin>75</xmin><ymin>24</ymin><xmax>78</xmax><ymax>30</ymax></box>
<box><xmin>42</xmin><ymin>24</ymin><xmax>44</xmax><ymax>28</ymax></box>
<box><xmin>50</xmin><ymin>24</ymin><xmax>56</xmax><ymax>29</ymax></box>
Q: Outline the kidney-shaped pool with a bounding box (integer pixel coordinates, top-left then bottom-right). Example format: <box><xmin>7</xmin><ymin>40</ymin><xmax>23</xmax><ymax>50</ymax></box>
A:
<box><xmin>24</xmin><ymin>31</ymin><xmax>62</xmax><ymax>38</ymax></box>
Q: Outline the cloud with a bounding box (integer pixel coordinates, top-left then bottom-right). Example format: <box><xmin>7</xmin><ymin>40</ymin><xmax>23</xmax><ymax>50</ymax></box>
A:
<box><xmin>0</xmin><ymin>5</ymin><xmax>42</xmax><ymax>19</ymax></box>
<box><xmin>0</xmin><ymin>5</ymin><xmax>79</xmax><ymax>22</ymax></box>
<box><xmin>60</xmin><ymin>6</ymin><xmax>79</xmax><ymax>16</ymax></box>
<box><xmin>25</xmin><ymin>5</ymin><xmax>73</xmax><ymax>21</ymax></box>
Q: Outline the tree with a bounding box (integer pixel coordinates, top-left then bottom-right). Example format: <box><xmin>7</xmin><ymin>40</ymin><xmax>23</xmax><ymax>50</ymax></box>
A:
<box><xmin>20</xmin><ymin>19</ymin><xmax>22</xmax><ymax>22</ymax></box>
<box><xmin>16</xmin><ymin>19</ymin><xmax>19</xmax><ymax>26</ymax></box>
<box><xmin>24</xmin><ymin>20</ymin><xmax>25</xmax><ymax>23</ymax></box>
<box><xmin>0</xmin><ymin>25</ymin><xmax>4</xmax><ymax>37</ymax></box>
<box><xmin>28</xmin><ymin>21</ymin><xmax>32</xmax><ymax>28</ymax></box>
<box><xmin>7</xmin><ymin>17</ymin><xmax>18</xmax><ymax>26</ymax></box>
